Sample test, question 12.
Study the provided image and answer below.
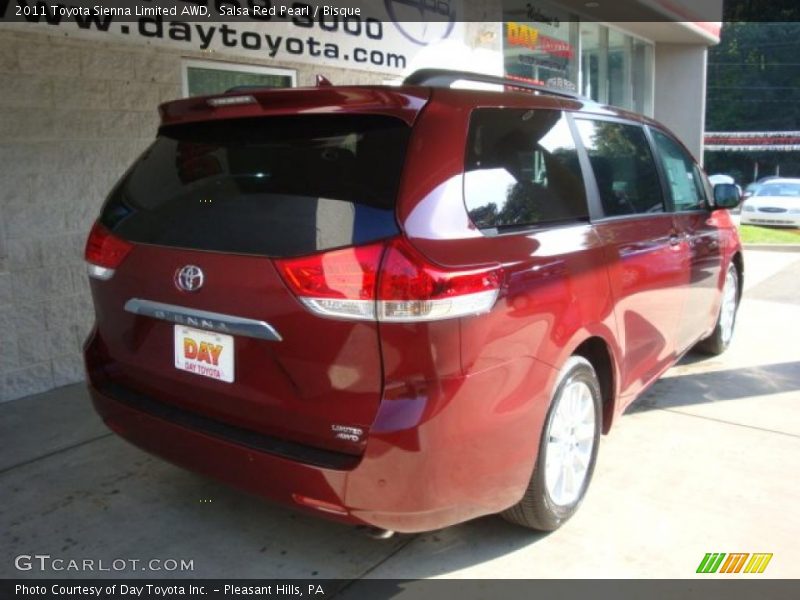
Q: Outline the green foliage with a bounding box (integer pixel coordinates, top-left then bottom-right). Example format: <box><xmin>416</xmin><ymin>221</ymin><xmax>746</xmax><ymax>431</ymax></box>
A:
<box><xmin>705</xmin><ymin>21</ymin><xmax>800</xmax><ymax>181</ymax></box>
<box><xmin>706</xmin><ymin>22</ymin><xmax>800</xmax><ymax>131</ymax></box>
<box><xmin>739</xmin><ymin>225</ymin><xmax>800</xmax><ymax>244</ymax></box>
<box><xmin>723</xmin><ymin>0</ymin><xmax>800</xmax><ymax>22</ymax></box>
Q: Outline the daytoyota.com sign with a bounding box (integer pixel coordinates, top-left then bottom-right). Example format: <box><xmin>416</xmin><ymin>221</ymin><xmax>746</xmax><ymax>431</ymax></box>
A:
<box><xmin>0</xmin><ymin>0</ymin><xmax>465</xmax><ymax>73</ymax></box>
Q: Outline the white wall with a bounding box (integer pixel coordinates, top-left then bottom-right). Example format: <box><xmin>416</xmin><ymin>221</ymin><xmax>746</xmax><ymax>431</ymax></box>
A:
<box><xmin>654</xmin><ymin>43</ymin><xmax>709</xmax><ymax>161</ymax></box>
<box><xmin>0</xmin><ymin>28</ymin><xmax>392</xmax><ymax>402</ymax></box>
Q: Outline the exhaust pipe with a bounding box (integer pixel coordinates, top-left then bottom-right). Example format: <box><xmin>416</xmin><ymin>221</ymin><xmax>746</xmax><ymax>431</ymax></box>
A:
<box><xmin>364</xmin><ymin>527</ymin><xmax>396</xmax><ymax>540</ymax></box>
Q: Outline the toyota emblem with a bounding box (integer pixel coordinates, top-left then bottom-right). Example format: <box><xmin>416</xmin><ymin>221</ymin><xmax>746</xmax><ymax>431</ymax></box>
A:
<box><xmin>175</xmin><ymin>265</ymin><xmax>204</xmax><ymax>292</ymax></box>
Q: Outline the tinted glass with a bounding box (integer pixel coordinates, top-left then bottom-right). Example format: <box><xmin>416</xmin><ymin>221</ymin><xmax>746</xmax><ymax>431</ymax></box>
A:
<box><xmin>100</xmin><ymin>115</ymin><xmax>408</xmax><ymax>257</ymax></box>
<box><xmin>464</xmin><ymin>109</ymin><xmax>588</xmax><ymax>231</ymax></box>
<box><xmin>651</xmin><ymin>129</ymin><xmax>707</xmax><ymax>212</ymax></box>
<box><xmin>575</xmin><ymin>119</ymin><xmax>664</xmax><ymax>216</ymax></box>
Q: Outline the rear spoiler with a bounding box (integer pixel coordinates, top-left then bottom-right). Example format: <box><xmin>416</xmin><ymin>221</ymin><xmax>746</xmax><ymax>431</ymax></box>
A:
<box><xmin>158</xmin><ymin>86</ymin><xmax>431</xmax><ymax>128</ymax></box>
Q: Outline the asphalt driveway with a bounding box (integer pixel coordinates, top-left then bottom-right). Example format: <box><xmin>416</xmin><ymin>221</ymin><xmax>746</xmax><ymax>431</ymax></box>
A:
<box><xmin>2</xmin><ymin>250</ymin><xmax>799</xmax><ymax>580</ymax></box>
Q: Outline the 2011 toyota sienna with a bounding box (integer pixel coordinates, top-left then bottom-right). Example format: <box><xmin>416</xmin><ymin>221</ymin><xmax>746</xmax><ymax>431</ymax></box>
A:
<box><xmin>83</xmin><ymin>69</ymin><xmax>743</xmax><ymax>534</ymax></box>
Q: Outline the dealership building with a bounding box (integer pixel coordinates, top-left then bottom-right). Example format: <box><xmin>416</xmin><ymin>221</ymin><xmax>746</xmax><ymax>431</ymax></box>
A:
<box><xmin>0</xmin><ymin>0</ymin><xmax>723</xmax><ymax>401</ymax></box>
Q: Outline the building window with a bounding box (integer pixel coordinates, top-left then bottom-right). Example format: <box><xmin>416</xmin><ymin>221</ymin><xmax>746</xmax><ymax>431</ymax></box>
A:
<box><xmin>580</xmin><ymin>22</ymin><xmax>606</xmax><ymax>103</ymax></box>
<box><xmin>181</xmin><ymin>60</ymin><xmax>296</xmax><ymax>97</ymax></box>
<box><xmin>500</xmin><ymin>3</ymin><xmax>655</xmax><ymax>112</ymax></box>
<box><xmin>502</xmin><ymin>1</ymin><xmax>579</xmax><ymax>92</ymax></box>
<box><xmin>578</xmin><ymin>24</ymin><xmax>654</xmax><ymax>115</ymax></box>
<box><xmin>630</xmin><ymin>37</ymin><xmax>654</xmax><ymax>115</ymax></box>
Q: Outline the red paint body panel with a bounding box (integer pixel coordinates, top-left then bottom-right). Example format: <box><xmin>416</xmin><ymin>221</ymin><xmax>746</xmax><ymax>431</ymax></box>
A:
<box><xmin>159</xmin><ymin>86</ymin><xmax>431</xmax><ymax>127</ymax></box>
<box><xmin>88</xmin><ymin>244</ymin><xmax>384</xmax><ymax>456</ymax></box>
<box><xmin>88</xmin><ymin>328</ymin><xmax>556</xmax><ymax>532</ymax></box>
<box><xmin>84</xmin><ymin>83</ymin><xmax>743</xmax><ymax>532</ymax></box>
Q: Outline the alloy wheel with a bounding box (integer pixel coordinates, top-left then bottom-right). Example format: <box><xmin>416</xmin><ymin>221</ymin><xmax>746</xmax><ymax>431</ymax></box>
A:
<box><xmin>544</xmin><ymin>379</ymin><xmax>597</xmax><ymax>507</ymax></box>
<box><xmin>719</xmin><ymin>268</ymin><xmax>738</xmax><ymax>345</ymax></box>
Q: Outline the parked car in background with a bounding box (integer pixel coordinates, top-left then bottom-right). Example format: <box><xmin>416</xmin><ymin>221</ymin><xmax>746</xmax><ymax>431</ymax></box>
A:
<box><xmin>83</xmin><ymin>69</ymin><xmax>744</xmax><ymax>535</ymax></box>
<box><xmin>709</xmin><ymin>174</ymin><xmax>742</xmax><ymax>196</ymax></box>
<box><xmin>741</xmin><ymin>178</ymin><xmax>800</xmax><ymax>227</ymax></box>
<box><xmin>743</xmin><ymin>181</ymin><xmax>761</xmax><ymax>200</ymax></box>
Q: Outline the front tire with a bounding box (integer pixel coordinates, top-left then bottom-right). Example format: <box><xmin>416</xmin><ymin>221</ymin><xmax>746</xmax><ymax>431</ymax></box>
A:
<box><xmin>697</xmin><ymin>264</ymin><xmax>739</xmax><ymax>355</ymax></box>
<box><xmin>502</xmin><ymin>356</ymin><xmax>602</xmax><ymax>531</ymax></box>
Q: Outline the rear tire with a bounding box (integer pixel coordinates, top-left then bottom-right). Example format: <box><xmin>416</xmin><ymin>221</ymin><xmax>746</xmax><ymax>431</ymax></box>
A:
<box><xmin>502</xmin><ymin>356</ymin><xmax>602</xmax><ymax>531</ymax></box>
<box><xmin>697</xmin><ymin>264</ymin><xmax>739</xmax><ymax>356</ymax></box>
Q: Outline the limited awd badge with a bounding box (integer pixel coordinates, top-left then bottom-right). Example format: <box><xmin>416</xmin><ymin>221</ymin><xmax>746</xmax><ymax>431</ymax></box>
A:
<box><xmin>175</xmin><ymin>265</ymin><xmax>204</xmax><ymax>292</ymax></box>
<box><xmin>331</xmin><ymin>424</ymin><xmax>364</xmax><ymax>443</ymax></box>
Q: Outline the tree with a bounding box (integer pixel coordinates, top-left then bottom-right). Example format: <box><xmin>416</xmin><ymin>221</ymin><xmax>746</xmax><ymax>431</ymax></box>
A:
<box><xmin>705</xmin><ymin>16</ymin><xmax>800</xmax><ymax>180</ymax></box>
<box><xmin>706</xmin><ymin>22</ymin><xmax>800</xmax><ymax>131</ymax></box>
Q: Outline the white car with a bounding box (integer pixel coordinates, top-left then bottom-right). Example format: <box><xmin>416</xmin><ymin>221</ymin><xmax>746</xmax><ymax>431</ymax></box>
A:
<box><xmin>709</xmin><ymin>174</ymin><xmax>742</xmax><ymax>197</ymax></box>
<box><xmin>740</xmin><ymin>179</ymin><xmax>800</xmax><ymax>227</ymax></box>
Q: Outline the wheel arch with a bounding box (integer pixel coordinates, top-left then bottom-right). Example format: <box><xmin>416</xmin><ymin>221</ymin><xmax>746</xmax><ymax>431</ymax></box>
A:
<box><xmin>565</xmin><ymin>333</ymin><xmax>620</xmax><ymax>434</ymax></box>
<box><xmin>731</xmin><ymin>251</ymin><xmax>744</xmax><ymax>303</ymax></box>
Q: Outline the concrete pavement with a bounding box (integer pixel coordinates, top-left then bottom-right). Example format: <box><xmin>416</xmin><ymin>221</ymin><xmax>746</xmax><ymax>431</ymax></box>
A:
<box><xmin>1</xmin><ymin>250</ymin><xmax>798</xmax><ymax>579</ymax></box>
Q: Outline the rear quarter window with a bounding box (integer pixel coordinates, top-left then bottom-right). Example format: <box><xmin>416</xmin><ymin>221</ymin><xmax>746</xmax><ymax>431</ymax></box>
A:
<box><xmin>100</xmin><ymin>115</ymin><xmax>409</xmax><ymax>257</ymax></box>
<box><xmin>464</xmin><ymin>108</ymin><xmax>588</xmax><ymax>233</ymax></box>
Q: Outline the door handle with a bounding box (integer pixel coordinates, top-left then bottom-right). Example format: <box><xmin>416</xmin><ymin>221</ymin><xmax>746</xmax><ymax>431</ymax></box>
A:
<box><xmin>669</xmin><ymin>234</ymin><xmax>681</xmax><ymax>247</ymax></box>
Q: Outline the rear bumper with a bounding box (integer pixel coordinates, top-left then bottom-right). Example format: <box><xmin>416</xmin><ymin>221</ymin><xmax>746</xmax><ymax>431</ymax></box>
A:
<box><xmin>87</xmin><ymin>348</ymin><xmax>556</xmax><ymax>533</ymax></box>
<box><xmin>89</xmin><ymin>383</ymin><xmax>356</xmax><ymax>523</ymax></box>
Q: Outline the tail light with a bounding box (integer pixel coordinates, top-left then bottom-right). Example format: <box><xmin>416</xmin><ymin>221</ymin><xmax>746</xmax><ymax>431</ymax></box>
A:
<box><xmin>275</xmin><ymin>242</ymin><xmax>383</xmax><ymax>320</ymax></box>
<box><xmin>85</xmin><ymin>222</ymin><xmax>134</xmax><ymax>280</ymax></box>
<box><xmin>276</xmin><ymin>238</ymin><xmax>502</xmax><ymax>322</ymax></box>
<box><xmin>377</xmin><ymin>238</ymin><xmax>502</xmax><ymax>321</ymax></box>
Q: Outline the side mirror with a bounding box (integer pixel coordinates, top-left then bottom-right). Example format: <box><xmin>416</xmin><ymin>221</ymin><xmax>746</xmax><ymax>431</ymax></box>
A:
<box><xmin>713</xmin><ymin>183</ymin><xmax>741</xmax><ymax>209</ymax></box>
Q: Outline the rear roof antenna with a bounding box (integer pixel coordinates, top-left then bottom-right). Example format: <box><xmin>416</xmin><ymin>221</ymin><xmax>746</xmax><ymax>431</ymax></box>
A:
<box><xmin>316</xmin><ymin>74</ymin><xmax>333</xmax><ymax>87</ymax></box>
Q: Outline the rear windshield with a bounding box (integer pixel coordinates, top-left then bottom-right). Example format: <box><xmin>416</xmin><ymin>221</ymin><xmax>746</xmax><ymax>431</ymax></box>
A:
<box><xmin>100</xmin><ymin>115</ymin><xmax>409</xmax><ymax>257</ymax></box>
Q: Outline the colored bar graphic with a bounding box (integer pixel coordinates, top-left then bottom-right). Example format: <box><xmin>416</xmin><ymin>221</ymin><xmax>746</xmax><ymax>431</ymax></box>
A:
<box><xmin>733</xmin><ymin>553</ymin><xmax>749</xmax><ymax>573</ymax></box>
<box><xmin>698</xmin><ymin>552</ymin><xmax>772</xmax><ymax>574</ymax></box>
<box><xmin>697</xmin><ymin>553</ymin><xmax>725</xmax><ymax>573</ymax></box>
<box><xmin>720</xmin><ymin>553</ymin><xmax>749</xmax><ymax>573</ymax></box>
<box><xmin>744</xmin><ymin>553</ymin><xmax>773</xmax><ymax>574</ymax></box>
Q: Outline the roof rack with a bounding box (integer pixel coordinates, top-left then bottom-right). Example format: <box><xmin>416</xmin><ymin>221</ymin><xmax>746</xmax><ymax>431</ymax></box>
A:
<box><xmin>403</xmin><ymin>69</ymin><xmax>584</xmax><ymax>101</ymax></box>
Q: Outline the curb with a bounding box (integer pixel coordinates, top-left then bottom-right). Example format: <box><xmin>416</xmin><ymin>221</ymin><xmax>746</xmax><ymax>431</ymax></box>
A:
<box><xmin>743</xmin><ymin>243</ymin><xmax>800</xmax><ymax>252</ymax></box>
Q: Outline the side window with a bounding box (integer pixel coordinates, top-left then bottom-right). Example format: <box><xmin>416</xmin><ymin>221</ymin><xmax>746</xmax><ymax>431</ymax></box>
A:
<box><xmin>650</xmin><ymin>129</ymin><xmax>707</xmax><ymax>212</ymax></box>
<box><xmin>464</xmin><ymin>109</ymin><xmax>588</xmax><ymax>231</ymax></box>
<box><xmin>575</xmin><ymin>119</ymin><xmax>664</xmax><ymax>216</ymax></box>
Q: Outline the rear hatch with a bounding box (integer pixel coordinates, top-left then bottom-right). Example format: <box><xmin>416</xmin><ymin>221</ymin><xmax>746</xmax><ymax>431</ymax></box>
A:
<box><xmin>87</xmin><ymin>96</ymin><xmax>422</xmax><ymax>458</ymax></box>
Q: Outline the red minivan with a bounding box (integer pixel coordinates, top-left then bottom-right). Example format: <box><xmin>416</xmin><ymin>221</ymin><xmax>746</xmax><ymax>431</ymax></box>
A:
<box><xmin>84</xmin><ymin>70</ymin><xmax>743</xmax><ymax>534</ymax></box>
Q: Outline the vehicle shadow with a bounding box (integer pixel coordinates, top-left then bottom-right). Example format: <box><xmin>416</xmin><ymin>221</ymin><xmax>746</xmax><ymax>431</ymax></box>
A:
<box><xmin>151</xmin><ymin>468</ymin><xmax>550</xmax><ymax>579</ymax></box>
<box><xmin>0</xmin><ymin>384</ymin><xmax>550</xmax><ymax>581</ymax></box>
<box><xmin>168</xmin><ymin>355</ymin><xmax>799</xmax><ymax>579</ymax></box>
<box><xmin>19</xmin><ymin>352</ymin><xmax>798</xmax><ymax>583</ymax></box>
<box><xmin>627</xmin><ymin>357</ymin><xmax>800</xmax><ymax>413</ymax></box>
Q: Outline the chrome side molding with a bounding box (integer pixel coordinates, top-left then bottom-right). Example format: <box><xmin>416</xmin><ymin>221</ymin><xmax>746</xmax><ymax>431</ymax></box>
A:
<box><xmin>124</xmin><ymin>298</ymin><xmax>283</xmax><ymax>342</ymax></box>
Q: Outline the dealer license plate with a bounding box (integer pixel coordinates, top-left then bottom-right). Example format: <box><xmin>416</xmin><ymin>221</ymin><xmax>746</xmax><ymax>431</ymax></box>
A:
<box><xmin>174</xmin><ymin>325</ymin><xmax>234</xmax><ymax>383</ymax></box>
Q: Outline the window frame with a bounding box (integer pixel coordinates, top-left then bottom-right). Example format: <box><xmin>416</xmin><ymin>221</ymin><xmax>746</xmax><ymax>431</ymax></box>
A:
<box><xmin>571</xmin><ymin>113</ymin><xmax>669</xmax><ymax>222</ymax></box>
<box><xmin>461</xmin><ymin>107</ymin><xmax>592</xmax><ymax>238</ymax></box>
<box><xmin>181</xmin><ymin>59</ymin><xmax>297</xmax><ymax>98</ymax></box>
